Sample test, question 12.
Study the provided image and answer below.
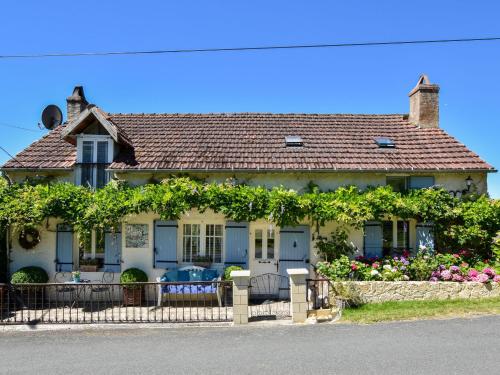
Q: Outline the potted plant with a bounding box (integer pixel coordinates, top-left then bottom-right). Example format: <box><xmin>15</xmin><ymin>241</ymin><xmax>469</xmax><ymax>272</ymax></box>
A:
<box><xmin>79</xmin><ymin>258</ymin><xmax>99</xmax><ymax>272</ymax></box>
<box><xmin>10</xmin><ymin>266</ymin><xmax>49</xmax><ymax>307</ymax></box>
<box><xmin>71</xmin><ymin>271</ymin><xmax>81</xmax><ymax>282</ymax></box>
<box><xmin>120</xmin><ymin>268</ymin><xmax>148</xmax><ymax>306</ymax></box>
<box><xmin>192</xmin><ymin>254</ymin><xmax>212</xmax><ymax>268</ymax></box>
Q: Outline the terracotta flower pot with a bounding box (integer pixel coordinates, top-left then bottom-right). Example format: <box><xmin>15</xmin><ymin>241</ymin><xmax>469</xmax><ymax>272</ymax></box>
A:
<box><xmin>123</xmin><ymin>287</ymin><xmax>143</xmax><ymax>306</ymax></box>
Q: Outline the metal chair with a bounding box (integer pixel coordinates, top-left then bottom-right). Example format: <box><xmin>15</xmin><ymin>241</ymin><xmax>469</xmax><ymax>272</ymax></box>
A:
<box><xmin>90</xmin><ymin>271</ymin><xmax>114</xmax><ymax>305</ymax></box>
<box><xmin>54</xmin><ymin>272</ymin><xmax>76</xmax><ymax>306</ymax></box>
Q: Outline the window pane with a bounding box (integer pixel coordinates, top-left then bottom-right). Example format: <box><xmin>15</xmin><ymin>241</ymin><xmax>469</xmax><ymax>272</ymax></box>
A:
<box><xmin>267</xmin><ymin>228</ymin><xmax>275</xmax><ymax>259</ymax></box>
<box><xmin>183</xmin><ymin>224</ymin><xmax>200</xmax><ymax>262</ymax></box>
<box><xmin>409</xmin><ymin>176</ymin><xmax>434</xmax><ymax>189</ymax></box>
<box><xmin>205</xmin><ymin>224</ymin><xmax>223</xmax><ymax>263</ymax></box>
<box><xmin>397</xmin><ymin>221</ymin><xmax>410</xmax><ymax>249</ymax></box>
<box><xmin>82</xmin><ymin>141</ymin><xmax>93</xmax><ymax>163</ymax></box>
<box><xmin>255</xmin><ymin>229</ymin><xmax>262</xmax><ymax>259</ymax></box>
<box><xmin>96</xmin><ymin>165</ymin><xmax>108</xmax><ymax>188</ymax></box>
<box><xmin>386</xmin><ymin>176</ymin><xmax>407</xmax><ymax>193</ymax></box>
<box><xmin>80</xmin><ymin>164</ymin><xmax>94</xmax><ymax>187</ymax></box>
<box><xmin>96</xmin><ymin>141</ymin><xmax>108</xmax><ymax>163</ymax></box>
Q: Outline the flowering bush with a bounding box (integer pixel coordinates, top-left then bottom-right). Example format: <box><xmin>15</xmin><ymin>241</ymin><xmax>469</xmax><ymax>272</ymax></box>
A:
<box><xmin>317</xmin><ymin>249</ymin><xmax>500</xmax><ymax>283</ymax></box>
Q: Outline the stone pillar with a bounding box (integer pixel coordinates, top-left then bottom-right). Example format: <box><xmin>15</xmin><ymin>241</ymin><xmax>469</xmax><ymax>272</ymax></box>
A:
<box><xmin>231</xmin><ymin>270</ymin><xmax>250</xmax><ymax>325</ymax></box>
<box><xmin>287</xmin><ymin>268</ymin><xmax>309</xmax><ymax>323</ymax></box>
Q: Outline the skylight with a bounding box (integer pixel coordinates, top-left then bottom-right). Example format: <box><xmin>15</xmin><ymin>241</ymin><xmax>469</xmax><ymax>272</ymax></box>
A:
<box><xmin>285</xmin><ymin>136</ymin><xmax>303</xmax><ymax>147</ymax></box>
<box><xmin>375</xmin><ymin>137</ymin><xmax>395</xmax><ymax>148</ymax></box>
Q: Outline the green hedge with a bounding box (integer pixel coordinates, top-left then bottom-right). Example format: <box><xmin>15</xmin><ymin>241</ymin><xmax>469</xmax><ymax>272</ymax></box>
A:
<box><xmin>11</xmin><ymin>266</ymin><xmax>49</xmax><ymax>284</ymax></box>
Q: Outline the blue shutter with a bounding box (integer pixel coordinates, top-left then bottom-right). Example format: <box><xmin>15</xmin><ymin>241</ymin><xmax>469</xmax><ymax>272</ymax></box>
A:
<box><xmin>364</xmin><ymin>221</ymin><xmax>383</xmax><ymax>258</ymax></box>
<box><xmin>56</xmin><ymin>224</ymin><xmax>74</xmax><ymax>272</ymax></box>
<box><xmin>225</xmin><ymin>221</ymin><xmax>249</xmax><ymax>268</ymax></box>
<box><xmin>154</xmin><ymin>220</ymin><xmax>178</xmax><ymax>269</ymax></box>
<box><xmin>416</xmin><ymin>222</ymin><xmax>434</xmax><ymax>252</ymax></box>
<box><xmin>279</xmin><ymin>225</ymin><xmax>310</xmax><ymax>275</ymax></box>
<box><xmin>104</xmin><ymin>227</ymin><xmax>122</xmax><ymax>272</ymax></box>
<box><xmin>410</xmin><ymin>176</ymin><xmax>435</xmax><ymax>189</ymax></box>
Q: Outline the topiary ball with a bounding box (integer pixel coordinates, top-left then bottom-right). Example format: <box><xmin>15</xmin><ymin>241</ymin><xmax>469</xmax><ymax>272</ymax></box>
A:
<box><xmin>120</xmin><ymin>268</ymin><xmax>148</xmax><ymax>285</ymax></box>
<box><xmin>11</xmin><ymin>266</ymin><xmax>49</xmax><ymax>284</ymax></box>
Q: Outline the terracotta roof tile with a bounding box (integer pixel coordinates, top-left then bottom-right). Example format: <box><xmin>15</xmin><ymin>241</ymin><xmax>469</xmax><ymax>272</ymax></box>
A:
<box><xmin>2</xmin><ymin>113</ymin><xmax>494</xmax><ymax>172</ymax></box>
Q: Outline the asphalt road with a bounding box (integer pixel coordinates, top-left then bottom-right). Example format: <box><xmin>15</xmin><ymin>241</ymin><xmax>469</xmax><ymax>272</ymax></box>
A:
<box><xmin>1</xmin><ymin>316</ymin><xmax>499</xmax><ymax>375</ymax></box>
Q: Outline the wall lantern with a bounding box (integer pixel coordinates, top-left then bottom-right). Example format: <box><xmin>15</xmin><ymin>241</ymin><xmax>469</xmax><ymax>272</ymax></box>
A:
<box><xmin>465</xmin><ymin>176</ymin><xmax>473</xmax><ymax>191</ymax></box>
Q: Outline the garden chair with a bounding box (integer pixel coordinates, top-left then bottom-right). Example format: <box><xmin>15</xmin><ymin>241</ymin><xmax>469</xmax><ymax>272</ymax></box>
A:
<box><xmin>54</xmin><ymin>272</ymin><xmax>76</xmax><ymax>306</ymax></box>
<box><xmin>90</xmin><ymin>272</ymin><xmax>114</xmax><ymax>305</ymax></box>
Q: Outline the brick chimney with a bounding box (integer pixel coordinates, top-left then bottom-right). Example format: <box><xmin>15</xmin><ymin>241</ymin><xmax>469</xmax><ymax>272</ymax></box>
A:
<box><xmin>66</xmin><ymin>86</ymin><xmax>88</xmax><ymax>123</ymax></box>
<box><xmin>408</xmin><ymin>74</ymin><xmax>440</xmax><ymax>128</ymax></box>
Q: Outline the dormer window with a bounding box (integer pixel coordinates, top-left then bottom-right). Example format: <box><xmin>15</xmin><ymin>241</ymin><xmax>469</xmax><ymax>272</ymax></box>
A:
<box><xmin>285</xmin><ymin>136</ymin><xmax>303</xmax><ymax>147</ymax></box>
<box><xmin>76</xmin><ymin>135</ymin><xmax>113</xmax><ymax>188</ymax></box>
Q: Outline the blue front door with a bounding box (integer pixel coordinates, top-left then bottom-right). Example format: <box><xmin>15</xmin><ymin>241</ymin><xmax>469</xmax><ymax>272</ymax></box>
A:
<box><xmin>278</xmin><ymin>225</ymin><xmax>310</xmax><ymax>276</ymax></box>
<box><xmin>104</xmin><ymin>227</ymin><xmax>122</xmax><ymax>272</ymax></box>
<box><xmin>364</xmin><ymin>221</ymin><xmax>383</xmax><ymax>258</ymax></box>
<box><xmin>224</xmin><ymin>221</ymin><xmax>249</xmax><ymax>268</ymax></box>
<box><xmin>154</xmin><ymin>220</ymin><xmax>178</xmax><ymax>269</ymax></box>
<box><xmin>56</xmin><ymin>224</ymin><xmax>73</xmax><ymax>272</ymax></box>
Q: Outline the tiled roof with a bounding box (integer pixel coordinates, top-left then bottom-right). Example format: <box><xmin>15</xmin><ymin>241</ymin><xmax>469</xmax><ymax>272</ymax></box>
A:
<box><xmin>2</xmin><ymin>112</ymin><xmax>495</xmax><ymax>172</ymax></box>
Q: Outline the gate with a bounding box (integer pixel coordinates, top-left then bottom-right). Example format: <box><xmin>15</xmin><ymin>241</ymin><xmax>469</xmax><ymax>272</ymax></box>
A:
<box><xmin>248</xmin><ymin>273</ymin><xmax>291</xmax><ymax>320</ymax></box>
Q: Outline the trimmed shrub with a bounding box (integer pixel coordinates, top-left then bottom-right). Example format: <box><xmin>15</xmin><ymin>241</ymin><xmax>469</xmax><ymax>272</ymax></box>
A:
<box><xmin>11</xmin><ymin>266</ymin><xmax>48</xmax><ymax>284</ymax></box>
<box><xmin>120</xmin><ymin>268</ymin><xmax>148</xmax><ymax>285</ymax></box>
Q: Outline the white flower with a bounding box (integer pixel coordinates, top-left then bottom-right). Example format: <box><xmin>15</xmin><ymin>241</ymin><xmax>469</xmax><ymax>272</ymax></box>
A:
<box><xmin>403</xmin><ymin>275</ymin><xmax>410</xmax><ymax>281</ymax></box>
<box><xmin>419</xmin><ymin>245</ymin><xmax>427</xmax><ymax>251</ymax></box>
<box><xmin>383</xmin><ymin>264</ymin><xmax>392</xmax><ymax>271</ymax></box>
<box><xmin>370</xmin><ymin>269</ymin><xmax>379</xmax><ymax>276</ymax></box>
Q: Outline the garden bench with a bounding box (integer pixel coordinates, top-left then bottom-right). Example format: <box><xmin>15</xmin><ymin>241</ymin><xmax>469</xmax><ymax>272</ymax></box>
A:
<box><xmin>156</xmin><ymin>266</ymin><xmax>223</xmax><ymax>307</ymax></box>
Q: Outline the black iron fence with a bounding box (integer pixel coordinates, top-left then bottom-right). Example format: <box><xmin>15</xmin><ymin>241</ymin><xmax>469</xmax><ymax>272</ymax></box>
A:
<box><xmin>0</xmin><ymin>281</ymin><xmax>233</xmax><ymax>325</ymax></box>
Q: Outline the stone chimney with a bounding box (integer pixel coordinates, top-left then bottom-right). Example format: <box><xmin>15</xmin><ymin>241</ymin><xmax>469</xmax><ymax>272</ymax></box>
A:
<box><xmin>66</xmin><ymin>86</ymin><xmax>88</xmax><ymax>123</ymax></box>
<box><xmin>408</xmin><ymin>74</ymin><xmax>440</xmax><ymax>128</ymax></box>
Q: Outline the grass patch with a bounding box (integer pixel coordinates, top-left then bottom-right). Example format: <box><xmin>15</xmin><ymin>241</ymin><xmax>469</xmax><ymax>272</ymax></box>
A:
<box><xmin>341</xmin><ymin>297</ymin><xmax>500</xmax><ymax>324</ymax></box>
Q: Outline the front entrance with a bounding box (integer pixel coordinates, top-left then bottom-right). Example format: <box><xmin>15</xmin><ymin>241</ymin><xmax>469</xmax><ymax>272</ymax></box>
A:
<box><xmin>250</xmin><ymin>225</ymin><xmax>278</xmax><ymax>285</ymax></box>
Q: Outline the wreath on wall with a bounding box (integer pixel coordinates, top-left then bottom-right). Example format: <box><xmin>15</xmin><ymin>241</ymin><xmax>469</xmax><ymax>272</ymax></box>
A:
<box><xmin>18</xmin><ymin>227</ymin><xmax>41</xmax><ymax>250</ymax></box>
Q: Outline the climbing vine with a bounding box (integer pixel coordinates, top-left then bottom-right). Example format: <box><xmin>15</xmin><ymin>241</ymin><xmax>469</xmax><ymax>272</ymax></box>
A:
<box><xmin>0</xmin><ymin>176</ymin><xmax>499</xmax><ymax>256</ymax></box>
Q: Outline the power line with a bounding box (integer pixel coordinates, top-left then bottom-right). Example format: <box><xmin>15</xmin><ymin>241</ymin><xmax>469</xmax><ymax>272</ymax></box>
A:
<box><xmin>0</xmin><ymin>145</ymin><xmax>24</xmax><ymax>167</ymax></box>
<box><xmin>1</xmin><ymin>36</ymin><xmax>499</xmax><ymax>59</ymax></box>
<box><xmin>0</xmin><ymin>122</ymin><xmax>43</xmax><ymax>133</ymax></box>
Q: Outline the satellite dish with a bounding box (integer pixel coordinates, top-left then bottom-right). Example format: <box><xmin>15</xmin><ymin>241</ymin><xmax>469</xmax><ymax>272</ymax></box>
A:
<box><xmin>41</xmin><ymin>105</ymin><xmax>63</xmax><ymax>130</ymax></box>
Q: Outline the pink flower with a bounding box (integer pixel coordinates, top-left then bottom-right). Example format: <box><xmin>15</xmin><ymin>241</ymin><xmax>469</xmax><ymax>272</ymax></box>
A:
<box><xmin>351</xmin><ymin>264</ymin><xmax>358</xmax><ymax>271</ymax></box>
<box><xmin>461</xmin><ymin>262</ymin><xmax>469</xmax><ymax>268</ymax></box>
<box><xmin>452</xmin><ymin>273</ymin><xmax>464</xmax><ymax>282</ymax></box>
<box><xmin>493</xmin><ymin>275</ymin><xmax>500</xmax><ymax>283</ymax></box>
<box><xmin>441</xmin><ymin>270</ymin><xmax>452</xmax><ymax>281</ymax></box>
<box><xmin>477</xmin><ymin>274</ymin><xmax>490</xmax><ymax>283</ymax></box>
<box><xmin>452</xmin><ymin>254</ymin><xmax>460</xmax><ymax>259</ymax></box>
<box><xmin>429</xmin><ymin>277</ymin><xmax>439</xmax><ymax>282</ymax></box>
<box><xmin>469</xmin><ymin>276</ymin><xmax>480</xmax><ymax>282</ymax></box>
<box><xmin>372</xmin><ymin>262</ymin><xmax>379</xmax><ymax>269</ymax></box>
<box><xmin>482</xmin><ymin>268</ymin><xmax>495</xmax><ymax>278</ymax></box>
<box><xmin>449</xmin><ymin>265</ymin><xmax>460</xmax><ymax>274</ymax></box>
<box><xmin>468</xmin><ymin>269</ymin><xmax>479</xmax><ymax>278</ymax></box>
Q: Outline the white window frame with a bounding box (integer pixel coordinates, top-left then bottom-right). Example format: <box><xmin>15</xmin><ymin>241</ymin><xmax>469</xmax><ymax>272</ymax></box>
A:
<box><xmin>180</xmin><ymin>220</ymin><xmax>225</xmax><ymax>264</ymax></box>
<box><xmin>252</xmin><ymin>224</ymin><xmax>277</xmax><ymax>260</ymax></box>
<box><xmin>75</xmin><ymin>135</ymin><xmax>113</xmax><ymax>187</ymax></box>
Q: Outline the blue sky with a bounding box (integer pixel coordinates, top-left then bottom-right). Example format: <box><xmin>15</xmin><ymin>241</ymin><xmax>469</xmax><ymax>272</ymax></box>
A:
<box><xmin>0</xmin><ymin>1</ymin><xmax>499</xmax><ymax>197</ymax></box>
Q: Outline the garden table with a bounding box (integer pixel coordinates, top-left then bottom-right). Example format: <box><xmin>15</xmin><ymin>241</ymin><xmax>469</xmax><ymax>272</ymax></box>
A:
<box><xmin>63</xmin><ymin>279</ymin><xmax>91</xmax><ymax>308</ymax></box>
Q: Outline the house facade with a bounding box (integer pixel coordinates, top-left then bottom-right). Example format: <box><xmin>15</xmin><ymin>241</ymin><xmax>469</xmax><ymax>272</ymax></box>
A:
<box><xmin>1</xmin><ymin>75</ymin><xmax>495</xmax><ymax>282</ymax></box>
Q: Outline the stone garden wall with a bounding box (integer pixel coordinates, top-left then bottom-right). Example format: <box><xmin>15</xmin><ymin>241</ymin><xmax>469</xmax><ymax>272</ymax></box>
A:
<box><xmin>328</xmin><ymin>281</ymin><xmax>500</xmax><ymax>304</ymax></box>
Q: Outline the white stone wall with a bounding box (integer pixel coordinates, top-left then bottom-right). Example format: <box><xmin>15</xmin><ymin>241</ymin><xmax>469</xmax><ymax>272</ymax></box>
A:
<box><xmin>329</xmin><ymin>281</ymin><xmax>500</xmax><ymax>304</ymax></box>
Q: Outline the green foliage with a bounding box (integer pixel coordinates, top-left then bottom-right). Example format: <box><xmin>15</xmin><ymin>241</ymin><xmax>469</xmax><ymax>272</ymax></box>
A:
<box><xmin>10</xmin><ymin>266</ymin><xmax>49</xmax><ymax>284</ymax></box>
<box><xmin>0</xmin><ymin>178</ymin><xmax>498</xmax><ymax>256</ymax></box>
<box><xmin>315</xmin><ymin>228</ymin><xmax>357</xmax><ymax>261</ymax></box>
<box><xmin>316</xmin><ymin>256</ymin><xmax>352</xmax><ymax>281</ymax></box>
<box><xmin>120</xmin><ymin>268</ymin><xmax>148</xmax><ymax>285</ymax></box>
<box><xmin>223</xmin><ymin>266</ymin><xmax>243</xmax><ymax>280</ymax></box>
<box><xmin>408</xmin><ymin>252</ymin><xmax>439</xmax><ymax>281</ymax></box>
